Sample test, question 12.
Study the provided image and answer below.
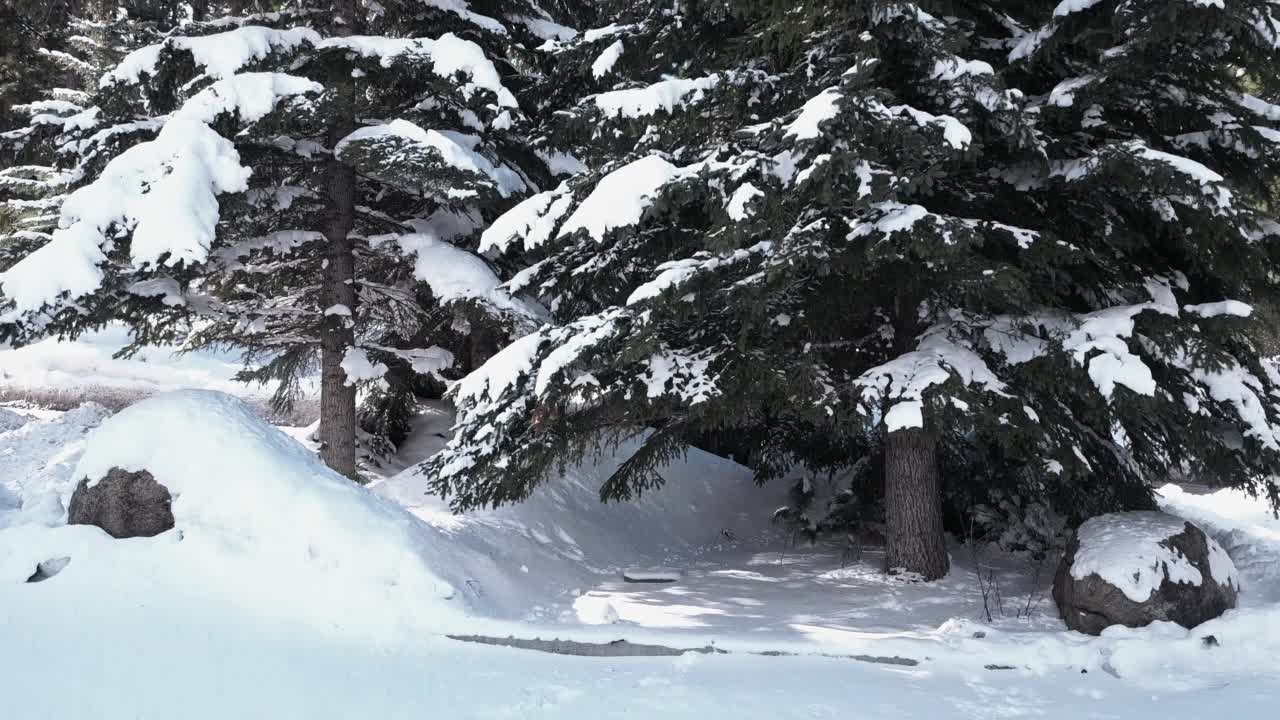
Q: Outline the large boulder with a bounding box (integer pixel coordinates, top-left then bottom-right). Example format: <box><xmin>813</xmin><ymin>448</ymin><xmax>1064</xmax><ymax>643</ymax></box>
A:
<box><xmin>67</xmin><ymin>467</ymin><xmax>174</xmax><ymax>539</ymax></box>
<box><xmin>1053</xmin><ymin>511</ymin><xmax>1239</xmax><ymax>635</ymax></box>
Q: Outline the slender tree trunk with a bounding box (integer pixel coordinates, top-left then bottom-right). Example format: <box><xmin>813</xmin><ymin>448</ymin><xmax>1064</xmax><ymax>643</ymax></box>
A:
<box><xmin>883</xmin><ymin>426</ymin><xmax>949</xmax><ymax>580</ymax></box>
<box><xmin>881</xmin><ymin>278</ymin><xmax>949</xmax><ymax>580</ymax></box>
<box><xmin>318</xmin><ymin>1</ymin><xmax>359</xmax><ymax>479</ymax></box>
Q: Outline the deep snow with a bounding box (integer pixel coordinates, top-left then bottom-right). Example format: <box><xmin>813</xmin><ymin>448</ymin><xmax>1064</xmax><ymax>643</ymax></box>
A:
<box><xmin>3</xmin><ymin>391</ymin><xmax>1280</xmax><ymax>718</ymax></box>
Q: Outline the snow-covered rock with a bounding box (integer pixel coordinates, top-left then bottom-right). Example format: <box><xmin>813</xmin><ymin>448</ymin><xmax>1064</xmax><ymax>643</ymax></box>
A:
<box><xmin>1053</xmin><ymin>511</ymin><xmax>1239</xmax><ymax>635</ymax></box>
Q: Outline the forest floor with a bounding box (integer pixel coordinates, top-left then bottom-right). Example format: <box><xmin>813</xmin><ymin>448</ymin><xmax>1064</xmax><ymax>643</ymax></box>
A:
<box><xmin>2</xmin><ymin>329</ymin><xmax>1278</xmax><ymax>719</ymax></box>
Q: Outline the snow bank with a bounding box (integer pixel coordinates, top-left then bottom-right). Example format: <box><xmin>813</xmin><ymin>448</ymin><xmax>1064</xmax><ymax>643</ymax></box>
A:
<box><xmin>1159</xmin><ymin>483</ymin><xmax>1280</xmax><ymax>605</ymax></box>
<box><xmin>0</xmin><ymin>404</ymin><xmax>109</xmax><ymax>529</ymax></box>
<box><xmin>0</xmin><ymin>391</ymin><xmax>486</xmax><ymax>637</ymax></box>
<box><xmin>0</xmin><ymin>406</ymin><xmax>27</xmax><ymax>433</ymax></box>
<box><xmin>6</xmin><ymin>390</ymin><xmax>769</xmax><ymax>630</ymax></box>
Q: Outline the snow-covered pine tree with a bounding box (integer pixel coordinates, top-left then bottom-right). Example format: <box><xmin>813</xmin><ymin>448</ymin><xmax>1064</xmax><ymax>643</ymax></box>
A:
<box><xmin>0</xmin><ymin>0</ymin><xmax>569</xmax><ymax>477</ymax></box>
<box><xmin>427</xmin><ymin>0</ymin><xmax>1280</xmax><ymax>580</ymax></box>
<box><xmin>1</xmin><ymin>2</ymin><xmax>175</xmax><ymax>262</ymax></box>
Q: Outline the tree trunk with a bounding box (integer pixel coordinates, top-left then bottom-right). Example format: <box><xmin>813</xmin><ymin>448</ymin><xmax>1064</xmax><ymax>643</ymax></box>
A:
<box><xmin>318</xmin><ymin>0</ymin><xmax>359</xmax><ymax>479</ymax></box>
<box><xmin>883</xmin><ymin>426</ymin><xmax>949</xmax><ymax>580</ymax></box>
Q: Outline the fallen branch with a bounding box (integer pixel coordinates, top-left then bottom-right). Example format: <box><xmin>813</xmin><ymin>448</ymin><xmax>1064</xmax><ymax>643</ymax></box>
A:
<box><xmin>447</xmin><ymin>634</ymin><xmax>718</xmax><ymax>657</ymax></box>
<box><xmin>447</xmin><ymin>634</ymin><xmax>923</xmax><ymax>667</ymax></box>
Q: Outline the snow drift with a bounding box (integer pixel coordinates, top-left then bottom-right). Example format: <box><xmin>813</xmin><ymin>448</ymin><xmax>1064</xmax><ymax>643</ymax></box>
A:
<box><xmin>370</xmin><ymin>405</ymin><xmax>783</xmax><ymax>621</ymax></box>
<box><xmin>2</xmin><ymin>390</ymin><xmax>781</xmax><ymax>626</ymax></box>
<box><xmin>0</xmin><ymin>391</ymin><xmax>483</xmax><ymax>638</ymax></box>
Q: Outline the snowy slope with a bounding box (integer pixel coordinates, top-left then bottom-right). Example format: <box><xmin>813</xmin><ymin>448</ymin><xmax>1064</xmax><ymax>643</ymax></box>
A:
<box><xmin>369</xmin><ymin>405</ymin><xmax>785</xmax><ymax>619</ymax></box>
<box><xmin>0</xmin><ymin>403</ymin><xmax>109</xmax><ymax>529</ymax></box>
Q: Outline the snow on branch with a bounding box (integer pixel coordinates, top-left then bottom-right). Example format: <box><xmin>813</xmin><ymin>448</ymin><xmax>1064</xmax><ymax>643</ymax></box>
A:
<box><xmin>451</xmin><ymin>308</ymin><xmax>629</xmax><ymax>413</ymax></box>
<box><xmin>421</xmin><ymin>0</ymin><xmax>508</xmax><ymax>35</ymax></box>
<box><xmin>855</xmin><ymin>323</ymin><xmax>1008</xmax><ymax>432</ymax></box>
<box><xmin>627</xmin><ymin>242</ymin><xmax>773</xmax><ymax>306</ymax></box>
<box><xmin>335</xmin><ymin>119</ymin><xmax>525</xmax><ymax>198</ymax></box>
<box><xmin>103</xmin><ymin>26</ymin><xmax>320</xmax><ymax>86</ymax></box>
<box><xmin>786</xmin><ymin>87</ymin><xmax>842</xmax><ymax>140</ymax></box>
<box><xmin>1051</xmin><ymin>141</ymin><xmax>1236</xmax><ymax>213</ymax></box>
<box><xmin>0</xmin><ymin>73</ymin><xmax>320</xmax><ymax>321</ymax></box>
<box><xmin>590</xmin><ymin>74</ymin><xmax>723</xmax><ymax>119</ymax></box>
<box><xmin>340</xmin><ymin>347</ymin><xmax>389</xmax><ymax>386</ymax></box>
<box><xmin>479</xmin><ymin>183</ymin><xmax>574</xmax><ymax>253</ymax></box>
<box><xmin>103</xmin><ymin>25</ymin><xmax>518</xmax><ymax>109</ymax></box>
<box><xmin>320</xmin><ymin>34</ymin><xmax>518</xmax><ymax>108</ymax></box>
<box><xmin>557</xmin><ymin>155</ymin><xmax>685</xmax><ymax>241</ymax></box>
<box><xmin>375</xmin><ymin>233</ymin><xmax>542</xmax><ymax>323</ymax></box>
<box><xmin>785</xmin><ymin>88</ymin><xmax>973</xmax><ymax>150</ymax></box>
<box><xmin>642</xmin><ymin>346</ymin><xmax>720</xmax><ymax>405</ymax></box>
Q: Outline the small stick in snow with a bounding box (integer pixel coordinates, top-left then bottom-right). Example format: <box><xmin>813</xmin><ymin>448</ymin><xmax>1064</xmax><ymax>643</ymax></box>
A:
<box><xmin>621</xmin><ymin>568</ymin><xmax>681</xmax><ymax>583</ymax></box>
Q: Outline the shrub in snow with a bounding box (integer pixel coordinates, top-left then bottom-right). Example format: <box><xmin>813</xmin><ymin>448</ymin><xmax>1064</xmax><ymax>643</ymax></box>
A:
<box><xmin>67</xmin><ymin>468</ymin><xmax>174</xmax><ymax>539</ymax></box>
<box><xmin>1053</xmin><ymin>511</ymin><xmax>1239</xmax><ymax>635</ymax></box>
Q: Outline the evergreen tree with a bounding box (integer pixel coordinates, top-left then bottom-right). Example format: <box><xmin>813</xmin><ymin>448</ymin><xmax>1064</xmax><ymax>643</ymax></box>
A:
<box><xmin>427</xmin><ymin>0</ymin><xmax>1280</xmax><ymax>580</ymax></box>
<box><xmin>2</xmin><ymin>2</ymin><xmax>175</xmax><ymax>254</ymax></box>
<box><xmin>0</xmin><ymin>0</ymin><xmax>568</xmax><ymax>478</ymax></box>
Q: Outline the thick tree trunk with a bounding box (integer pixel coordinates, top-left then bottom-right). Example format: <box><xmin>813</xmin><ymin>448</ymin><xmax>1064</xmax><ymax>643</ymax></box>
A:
<box><xmin>883</xmin><ymin>426</ymin><xmax>949</xmax><ymax>580</ymax></box>
<box><xmin>318</xmin><ymin>1</ymin><xmax>359</xmax><ymax>479</ymax></box>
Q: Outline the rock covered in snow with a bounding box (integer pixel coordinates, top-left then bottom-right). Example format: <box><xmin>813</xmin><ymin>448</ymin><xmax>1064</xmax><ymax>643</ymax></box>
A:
<box><xmin>1053</xmin><ymin>511</ymin><xmax>1239</xmax><ymax>635</ymax></box>
<box><xmin>67</xmin><ymin>468</ymin><xmax>174</xmax><ymax>539</ymax></box>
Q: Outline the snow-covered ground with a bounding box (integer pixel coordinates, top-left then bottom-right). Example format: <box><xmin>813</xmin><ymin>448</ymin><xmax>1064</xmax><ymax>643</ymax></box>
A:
<box><xmin>3</xmin><ymin>382</ymin><xmax>1280</xmax><ymax>717</ymax></box>
<box><xmin>0</xmin><ymin>324</ymin><xmax>317</xmax><ymax>422</ymax></box>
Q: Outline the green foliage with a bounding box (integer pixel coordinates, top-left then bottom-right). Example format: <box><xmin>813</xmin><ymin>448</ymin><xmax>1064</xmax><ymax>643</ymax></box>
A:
<box><xmin>429</xmin><ymin>0</ymin><xmax>1280</xmax><ymax>539</ymax></box>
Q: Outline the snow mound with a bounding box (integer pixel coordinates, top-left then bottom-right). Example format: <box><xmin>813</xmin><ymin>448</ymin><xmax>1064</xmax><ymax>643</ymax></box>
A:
<box><xmin>0</xmin><ymin>391</ymin><xmax>491</xmax><ymax>637</ymax></box>
<box><xmin>1071</xmin><ymin>511</ymin><xmax>1238</xmax><ymax>603</ymax></box>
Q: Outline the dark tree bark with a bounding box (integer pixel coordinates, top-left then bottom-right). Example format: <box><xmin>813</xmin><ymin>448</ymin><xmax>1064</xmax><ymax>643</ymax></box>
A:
<box><xmin>883</xmin><ymin>426</ymin><xmax>949</xmax><ymax>580</ymax></box>
<box><xmin>318</xmin><ymin>0</ymin><xmax>359</xmax><ymax>479</ymax></box>
<box><xmin>881</xmin><ymin>276</ymin><xmax>950</xmax><ymax>580</ymax></box>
